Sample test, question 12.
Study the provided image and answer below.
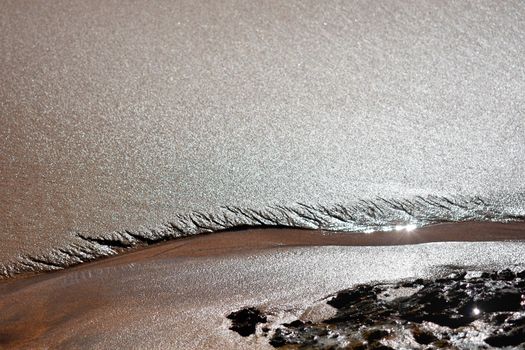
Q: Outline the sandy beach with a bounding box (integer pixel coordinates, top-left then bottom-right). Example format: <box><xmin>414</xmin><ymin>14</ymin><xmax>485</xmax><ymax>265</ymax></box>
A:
<box><xmin>1</xmin><ymin>222</ymin><xmax>524</xmax><ymax>349</ymax></box>
<box><xmin>2</xmin><ymin>0</ymin><xmax>524</xmax><ymax>273</ymax></box>
<box><xmin>2</xmin><ymin>0</ymin><xmax>524</xmax><ymax>348</ymax></box>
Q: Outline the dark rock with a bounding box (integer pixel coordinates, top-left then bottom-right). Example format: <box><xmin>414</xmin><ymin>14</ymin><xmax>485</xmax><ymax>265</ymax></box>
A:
<box><xmin>269</xmin><ymin>329</ymin><xmax>287</xmax><ymax>347</ymax></box>
<box><xmin>369</xmin><ymin>344</ymin><xmax>394</xmax><ymax>350</ymax></box>
<box><xmin>327</xmin><ymin>285</ymin><xmax>375</xmax><ymax>309</ymax></box>
<box><xmin>485</xmin><ymin>326</ymin><xmax>525</xmax><ymax>347</ymax></box>
<box><xmin>230</xmin><ymin>268</ymin><xmax>525</xmax><ymax>349</ymax></box>
<box><xmin>227</xmin><ymin>307</ymin><xmax>267</xmax><ymax>337</ymax></box>
<box><xmin>491</xmin><ymin>313</ymin><xmax>512</xmax><ymax>325</ymax></box>
<box><xmin>363</xmin><ymin>329</ymin><xmax>389</xmax><ymax>342</ymax></box>
<box><xmin>509</xmin><ymin>316</ymin><xmax>525</xmax><ymax>326</ymax></box>
<box><xmin>412</xmin><ymin>326</ymin><xmax>438</xmax><ymax>345</ymax></box>
<box><xmin>496</xmin><ymin>269</ymin><xmax>516</xmax><ymax>280</ymax></box>
<box><xmin>283</xmin><ymin>320</ymin><xmax>304</xmax><ymax>328</ymax></box>
<box><xmin>476</xmin><ymin>288</ymin><xmax>522</xmax><ymax>313</ymax></box>
<box><xmin>433</xmin><ymin>339</ymin><xmax>452</xmax><ymax>348</ymax></box>
<box><xmin>346</xmin><ymin>341</ymin><xmax>367</xmax><ymax>350</ymax></box>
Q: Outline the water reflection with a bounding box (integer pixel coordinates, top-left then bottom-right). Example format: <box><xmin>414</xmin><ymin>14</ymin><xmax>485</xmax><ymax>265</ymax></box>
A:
<box><xmin>395</xmin><ymin>224</ymin><xmax>417</xmax><ymax>232</ymax></box>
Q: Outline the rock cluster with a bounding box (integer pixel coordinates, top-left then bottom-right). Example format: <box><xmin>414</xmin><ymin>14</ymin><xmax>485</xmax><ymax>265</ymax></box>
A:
<box><xmin>229</xmin><ymin>269</ymin><xmax>525</xmax><ymax>349</ymax></box>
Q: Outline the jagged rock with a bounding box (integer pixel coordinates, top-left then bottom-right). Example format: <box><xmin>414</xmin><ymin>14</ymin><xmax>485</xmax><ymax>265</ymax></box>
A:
<box><xmin>227</xmin><ymin>307</ymin><xmax>267</xmax><ymax>337</ymax></box>
<box><xmin>229</xmin><ymin>269</ymin><xmax>525</xmax><ymax>349</ymax></box>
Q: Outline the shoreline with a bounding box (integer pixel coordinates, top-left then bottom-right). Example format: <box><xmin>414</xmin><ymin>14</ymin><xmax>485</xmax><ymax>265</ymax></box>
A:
<box><xmin>0</xmin><ymin>222</ymin><xmax>524</xmax><ymax>348</ymax></box>
<box><xmin>2</xmin><ymin>221</ymin><xmax>525</xmax><ymax>283</ymax></box>
<box><xmin>2</xmin><ymin>195</ymin><xmax>524</xmax><ymax>280</ymax></box>
<box><xmin>75</xmin><ymin>221</ymin><xmax>525</xmax><ymax>271</ymax></box>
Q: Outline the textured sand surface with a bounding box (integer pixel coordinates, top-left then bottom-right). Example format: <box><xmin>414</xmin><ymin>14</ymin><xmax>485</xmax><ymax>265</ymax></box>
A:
<box><xmin>1</xmin><ymin>0</ymin><xmax>524</xmax><ymax>273</ymax></box>
<box><xmin>1</xmin><ymin>227</ymin><xmax>524</xmax><ymax>349</ymax></box>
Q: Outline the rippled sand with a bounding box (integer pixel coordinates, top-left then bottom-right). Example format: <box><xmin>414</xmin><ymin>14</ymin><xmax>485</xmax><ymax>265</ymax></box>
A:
<box><xmin>2</xmin><ymin>0</ymin><xmax>524</xmax><ymax>272</ymax></box>
<box><xmin>1</xmin><ymin>1</ymin><xmax>525</xmax><ymax>348</ymax></box>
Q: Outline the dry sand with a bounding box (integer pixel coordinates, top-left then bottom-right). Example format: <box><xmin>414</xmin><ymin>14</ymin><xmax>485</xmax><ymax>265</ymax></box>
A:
<box><xmin>2</xmin><ymin>0</ymin><xmax>524</xmax><ymax>269</ymax></box>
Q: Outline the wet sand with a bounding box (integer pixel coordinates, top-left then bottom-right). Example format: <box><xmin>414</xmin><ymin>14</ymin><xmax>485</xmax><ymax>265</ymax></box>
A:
<box><xmin>1</xmin><ymin>223</ymin><xmax>524</xmax><ymax>349</ymax></box>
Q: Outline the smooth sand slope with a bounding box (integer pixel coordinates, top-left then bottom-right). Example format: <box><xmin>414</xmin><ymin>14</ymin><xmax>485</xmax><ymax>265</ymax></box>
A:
<box><xmin>2</xmin><ymin>0</ymin><xmax>525</xmax><ymax>274</ymax></box>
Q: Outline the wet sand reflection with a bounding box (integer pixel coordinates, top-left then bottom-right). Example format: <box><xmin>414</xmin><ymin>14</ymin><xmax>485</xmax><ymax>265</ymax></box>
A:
<box><xmin>1</xmin><ymin>222</ymin><xmax>524</xmax><ymax>349</ymax></box>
